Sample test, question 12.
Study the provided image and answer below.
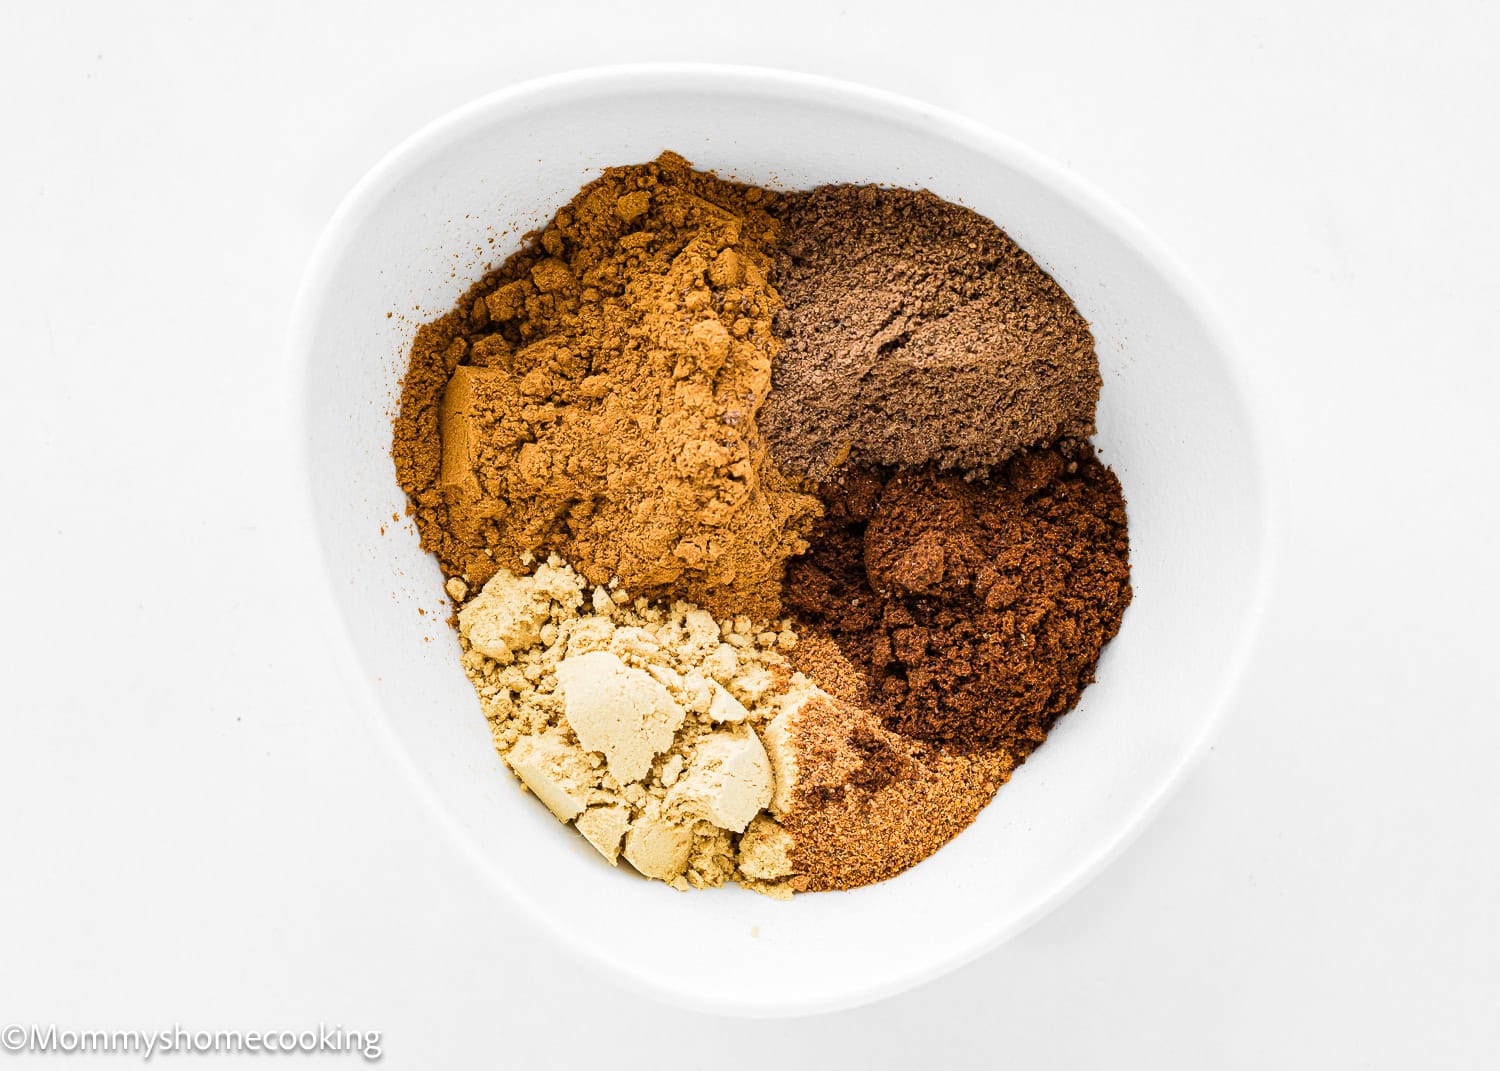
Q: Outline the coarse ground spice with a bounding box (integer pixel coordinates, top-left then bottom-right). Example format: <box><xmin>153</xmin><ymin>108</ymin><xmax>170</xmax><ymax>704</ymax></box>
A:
<box><xmin>760</xmin><ymin>185</ymin><xmax>1100</xmax><ymax>481</ymax></box>
<box><xmin>392</xmin><ymin>152</ymin><xmax>821</xmax><ymax>619</ymax></box>
<box><xmin>772</xmin><ymin>635</ymin><xmax>1017</xmax><ymax>891</ymax></box>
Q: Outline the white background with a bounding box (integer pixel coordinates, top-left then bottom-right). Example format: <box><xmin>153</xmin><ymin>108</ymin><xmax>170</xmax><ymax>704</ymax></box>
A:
<box><xmin>3</xmin><ymin>1</ymin><xmax>1497</xmax><ymax>1067</ymax></box>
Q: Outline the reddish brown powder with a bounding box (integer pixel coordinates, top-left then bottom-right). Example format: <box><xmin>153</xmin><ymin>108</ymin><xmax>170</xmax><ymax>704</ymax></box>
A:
<box><xmin>391</xmin><ymin>152</ymin><xmax>820</xmax><ymax>619</ymax></box>
<box><xmin>788</xmin><ymin>442</ymin><xmax>1131</xmax><ymax>751</ymax></box>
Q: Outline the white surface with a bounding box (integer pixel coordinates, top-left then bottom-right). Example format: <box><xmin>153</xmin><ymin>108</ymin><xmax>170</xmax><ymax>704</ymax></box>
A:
<box><xmin>2</xmin><ymin>0</ymin><xmax>1496</xmax><ymax>1064</ymax></box>
<box><xmin>291</xmin><ymin>67</ymin><xmax>1271</xmax><ymax>1014</ymax></box>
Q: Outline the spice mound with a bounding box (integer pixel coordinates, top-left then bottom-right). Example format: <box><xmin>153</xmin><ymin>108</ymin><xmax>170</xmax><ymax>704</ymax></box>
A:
<box><xmin>759</xmin><ymin>185</ymin><xmax>1100</xmax><ymax>480</ymax></box>
<box><xmin>392</xmin><ymin>152</ymin><xmax>1133</xmax><ymax>896</ymax></box>
<box><xmin>456</xmin><ymin>556</ymin><xmax>806</xmax><ymax>898</ymax></box>
<box><xmin>787</xmin><ymin>442</ymin><xmax>1132</xmax><ymax>751</ymax></box>
<box><xmin>393</xmin><ymin>151</ymin><xmax>821</xmax><ymax>619</ymax></box>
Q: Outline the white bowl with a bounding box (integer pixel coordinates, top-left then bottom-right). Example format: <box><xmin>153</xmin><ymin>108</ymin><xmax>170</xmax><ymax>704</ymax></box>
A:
<box><xmin>288</xmin><ymin>65</ymin><xmax>1276</xmax><ymax>1017</ymax></box>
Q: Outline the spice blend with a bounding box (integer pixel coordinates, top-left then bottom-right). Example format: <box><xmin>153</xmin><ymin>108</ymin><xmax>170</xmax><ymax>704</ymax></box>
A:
<box><xmin>392</xmin><ymin>152</ymin><xmax>1132</xmax><ymax>896</ymax></box>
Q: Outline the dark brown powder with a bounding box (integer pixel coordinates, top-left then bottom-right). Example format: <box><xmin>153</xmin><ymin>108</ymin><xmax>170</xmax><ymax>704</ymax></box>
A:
<box><xmin>760</xmin><ymin>185</ymin><xmax>1100</xmax><ymax>481</ymax></box>
<box><xmin>788</xmin><ymin>442</ymin><xmax>1132</xmax><ymax>750</ymax></box>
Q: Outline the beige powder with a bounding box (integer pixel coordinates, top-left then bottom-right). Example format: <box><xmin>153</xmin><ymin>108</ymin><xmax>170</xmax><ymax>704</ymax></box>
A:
<box><xmin>554</xmin><ymin>651</ymin><xmax>685</xmax><ymax>783</ymax></box>
<box><xmin>455</xmin><ymin>556</ymin><xmax>807</xmax><ymax>895</ymax></box>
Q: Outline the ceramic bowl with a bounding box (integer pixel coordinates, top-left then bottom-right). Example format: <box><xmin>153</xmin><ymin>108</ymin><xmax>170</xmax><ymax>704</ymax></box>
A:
<box><xmin>288</xmin><ymin>64</ymin><xmax>1276</xmax><ymax>1016</ymax></box>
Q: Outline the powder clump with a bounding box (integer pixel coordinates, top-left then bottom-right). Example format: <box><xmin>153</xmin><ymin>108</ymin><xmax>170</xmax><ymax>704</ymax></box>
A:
<box><xmin>760</xmin><ymin>185</ymin><xmax>1100</xmax><ymax>480</ymax></box>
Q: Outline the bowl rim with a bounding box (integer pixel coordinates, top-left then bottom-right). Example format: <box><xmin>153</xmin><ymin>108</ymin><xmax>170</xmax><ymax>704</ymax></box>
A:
<box><xmin>284</xmin><ymin>62</ymin><xmax>1282</xmax><ymax>1018</ymax></box>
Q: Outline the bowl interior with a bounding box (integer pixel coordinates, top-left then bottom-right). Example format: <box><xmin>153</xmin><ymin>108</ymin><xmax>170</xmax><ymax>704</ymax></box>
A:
<box><xmin>295</xmin><ymin>69</ymin><xmax>1269</xmax><ymax>1015</ymax></box>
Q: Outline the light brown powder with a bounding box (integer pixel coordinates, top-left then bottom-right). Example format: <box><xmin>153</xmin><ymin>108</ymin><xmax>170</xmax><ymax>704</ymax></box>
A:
<box><xmin>392</xmin><ymin>152</ymin><xmax>822</xmax><ymax>619</ymax></box>
<box><xmin>771</xmin><ymin>635</ymin><xmax>1016</xmax><ymax>891</ymax></box>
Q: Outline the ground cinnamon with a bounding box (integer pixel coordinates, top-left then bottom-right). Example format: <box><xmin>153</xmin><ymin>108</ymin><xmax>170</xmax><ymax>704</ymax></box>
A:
<box><xmin>392</xmin><ymin>152</ymin><xmax>821</xmax><ymax>619</ymax></box>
